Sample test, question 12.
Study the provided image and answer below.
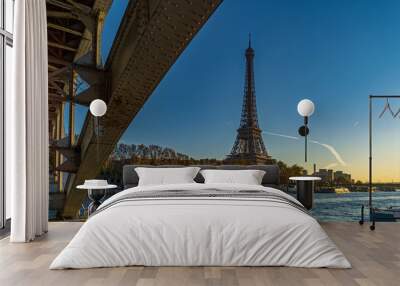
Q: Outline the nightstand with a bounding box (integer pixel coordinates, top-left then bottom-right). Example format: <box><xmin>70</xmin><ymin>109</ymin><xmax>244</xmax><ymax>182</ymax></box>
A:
<box><xmin>77</xmin><ymin>182</ymin><xmax>117</xmax><ymax>215</ymax></box>
<box><xmin>289</xmin><ymin>176</ymin><xmax>321</xmax><ymax>210</ymax></box>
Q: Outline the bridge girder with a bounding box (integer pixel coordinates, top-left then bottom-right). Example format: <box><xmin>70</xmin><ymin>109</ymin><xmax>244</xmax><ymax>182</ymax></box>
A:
<box><xmin>61</xmin><ymin>0</ymin><xmax>223</xmax><ymax>218</ymax></box>
<box><xmin>47</xmin><ymin>0</ymin><xmax>112</xmax><ymax>208</ymax></box>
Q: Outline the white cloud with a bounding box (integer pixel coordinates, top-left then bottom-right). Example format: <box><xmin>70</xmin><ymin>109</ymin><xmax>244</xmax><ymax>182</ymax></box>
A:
<box><xmin>324</xmin><ymin>162</ymin><xmax>338</xmax><ymax>169</ymax></box>
<box><xmin>353</xmin><ymin>121</ymin><xmax>359</xmax><ymax>127</ymax></box>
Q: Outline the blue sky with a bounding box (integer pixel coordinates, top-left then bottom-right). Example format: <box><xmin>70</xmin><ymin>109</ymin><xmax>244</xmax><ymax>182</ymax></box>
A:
<box><xmin>73</xmin><ymin>0</ymin><xmax>400</xmax><ymax>181</ymax></box>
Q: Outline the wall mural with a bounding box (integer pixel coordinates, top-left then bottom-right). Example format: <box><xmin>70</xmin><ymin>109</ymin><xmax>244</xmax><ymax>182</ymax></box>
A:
<box><xmin>48</xmin><ymin>0</ymin><xmax>400</xmax><ymax>221</ymax></box>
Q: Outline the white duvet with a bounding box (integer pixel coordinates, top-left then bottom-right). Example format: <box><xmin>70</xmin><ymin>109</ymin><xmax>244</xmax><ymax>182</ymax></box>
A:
<box><xmin>50</xmin><ymin>183</ymin><xmax>351</xmax><ymax>269</ymax></box>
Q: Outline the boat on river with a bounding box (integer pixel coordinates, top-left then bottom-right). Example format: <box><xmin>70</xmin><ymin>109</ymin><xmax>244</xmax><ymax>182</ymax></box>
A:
<box><xmin>317</xmin><ymin>187</ymin><xmax>350</xmax><ymax>194</ymax></box>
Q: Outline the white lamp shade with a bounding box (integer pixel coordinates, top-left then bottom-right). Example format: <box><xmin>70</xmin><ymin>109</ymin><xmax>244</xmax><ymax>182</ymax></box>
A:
<box><xmin>89</xmin><ymin>99</ymin><xmax>107</xmax><ymax>117</ymax></box>
<box><xmin>297</xmin><ymin>99</ymin><xmax>315</xmax><ymax>117</ymax></box>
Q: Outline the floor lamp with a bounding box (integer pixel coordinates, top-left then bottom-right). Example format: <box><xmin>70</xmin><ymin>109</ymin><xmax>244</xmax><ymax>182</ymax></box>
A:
<box><xmin>297</xmin><ymin>99</ymin><xmax>315</xmax><ymax>162</ymax></box>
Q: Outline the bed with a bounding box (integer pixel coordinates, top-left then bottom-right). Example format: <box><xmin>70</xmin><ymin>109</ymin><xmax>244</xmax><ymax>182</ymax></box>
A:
<box><xmin>50</xmin><ymin>165</ymin><xmax>351</xmax><ymax>269</ymax></box>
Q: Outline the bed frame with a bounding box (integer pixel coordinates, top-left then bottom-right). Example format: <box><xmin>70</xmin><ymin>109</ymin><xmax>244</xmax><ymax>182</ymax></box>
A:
<box><xmin>122</xmin><ymin>165</ymin><xmax>281</xmax><ymax>189</ymax></box>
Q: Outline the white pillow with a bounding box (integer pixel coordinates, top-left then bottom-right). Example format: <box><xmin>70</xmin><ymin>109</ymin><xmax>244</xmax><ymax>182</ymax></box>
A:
<box><xmin>135</xmin><ymin>167</ymin><xmax>200</xmax><ymax>186</ymax></box>
<box><xmin>200</xmin><ymin>169</ymin><xmax>266</xmax><ymax>185</ymax></box>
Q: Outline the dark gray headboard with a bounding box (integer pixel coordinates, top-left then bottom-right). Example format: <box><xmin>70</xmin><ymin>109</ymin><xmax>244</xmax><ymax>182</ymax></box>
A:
<box><xmin>123</xmin><ymin>165</ymin><xmax>280</xmax><ymax>189</ymax></box>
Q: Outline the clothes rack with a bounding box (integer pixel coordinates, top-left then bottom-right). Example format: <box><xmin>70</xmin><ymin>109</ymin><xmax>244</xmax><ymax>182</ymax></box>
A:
<box><xmin>359</xmin><ymin>95</ymin><xmax>400</xmax><ymax>230</ymax></box>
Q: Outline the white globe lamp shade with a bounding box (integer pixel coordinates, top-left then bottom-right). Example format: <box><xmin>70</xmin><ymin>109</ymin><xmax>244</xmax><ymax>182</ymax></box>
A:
<box><xmin>90</xmin><ymin>99</ymin><xmax>107</xmax><ymax>117</ymax></box>
<box><xmin>297</xmin><ymin>99</ymin><xmax>315</xmax><ymax>117</ymax></box>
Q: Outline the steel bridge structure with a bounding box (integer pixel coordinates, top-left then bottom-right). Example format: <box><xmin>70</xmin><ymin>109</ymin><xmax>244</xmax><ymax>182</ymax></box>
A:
<box><xmin>46</xmin><ymin>0</ymin><xmax>222</xmax><ymax>218</ymax></box>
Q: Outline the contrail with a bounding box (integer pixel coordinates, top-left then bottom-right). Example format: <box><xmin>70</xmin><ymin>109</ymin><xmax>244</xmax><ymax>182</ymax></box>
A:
<box><xmin>264</xmin><ymin>131</ymin><xmax>347</xmax><ymax>166</ymax></box>
<box><xmin>309</xmin><ymin>140</ymin><xmax>347</xmax><ymax>166</ymax></box>
<box><xmin>263</xmin><ymin>131</ymin><xmax>299</xmax><ymax>140</ymax></box>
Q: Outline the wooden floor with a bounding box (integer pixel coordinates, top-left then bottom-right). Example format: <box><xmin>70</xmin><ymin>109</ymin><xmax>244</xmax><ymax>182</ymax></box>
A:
<box><xmin>0</xmin><ymin>222</ymin><xmax>399</xmax><ymax>286</ymax></box>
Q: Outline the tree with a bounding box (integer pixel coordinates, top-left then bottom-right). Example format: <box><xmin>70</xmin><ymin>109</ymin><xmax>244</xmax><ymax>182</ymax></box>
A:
<box><xmin>276</xmin><ymin>161</ymin><xmax>306</xmax><ymax>185</ymax></box>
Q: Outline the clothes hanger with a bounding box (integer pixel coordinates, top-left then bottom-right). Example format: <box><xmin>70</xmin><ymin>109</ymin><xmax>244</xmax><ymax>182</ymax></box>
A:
<box><xmin>378</xmin><ymin>98</ymin><xmax>395</xmax><ymax>118</ymax></box>
<box><xmin>393</xmin><ymin>106</ymin><xmax>400</xmax><ymax>118</ymax></box>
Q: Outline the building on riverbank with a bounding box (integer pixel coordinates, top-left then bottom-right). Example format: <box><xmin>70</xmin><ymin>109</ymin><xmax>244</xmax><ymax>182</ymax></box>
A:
<box><xmin>334</xmin><ymin>171</ymin><xmax>352</xmax><ymax>184</ymax></box>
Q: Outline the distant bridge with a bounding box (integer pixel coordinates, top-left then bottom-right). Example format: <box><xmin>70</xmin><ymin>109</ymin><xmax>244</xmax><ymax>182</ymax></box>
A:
<box><xmin>47</xmin><ymin>0</ymin><xmax>223</xmax><ymax>218</ymax></box>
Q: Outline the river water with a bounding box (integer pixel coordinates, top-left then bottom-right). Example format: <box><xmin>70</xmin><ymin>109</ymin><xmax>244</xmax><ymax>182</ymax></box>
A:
<box><xmin>306</xmin><ymin>191</ymin><xmax>400</xmax><ymax>221</ymax></box>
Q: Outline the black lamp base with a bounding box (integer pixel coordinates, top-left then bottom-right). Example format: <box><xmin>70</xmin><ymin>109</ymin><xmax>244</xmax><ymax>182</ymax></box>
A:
<box><xmin>298</xmin><ymin>125</ymin><xmax>309</xmax><ymax>136</ymax></box>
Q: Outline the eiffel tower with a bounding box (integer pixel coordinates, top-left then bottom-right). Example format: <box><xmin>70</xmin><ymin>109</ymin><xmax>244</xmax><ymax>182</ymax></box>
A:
<box><xmin>226</xmin><ymin>36</ymin><xmax>271</xmax><ymax>164</ymax></box>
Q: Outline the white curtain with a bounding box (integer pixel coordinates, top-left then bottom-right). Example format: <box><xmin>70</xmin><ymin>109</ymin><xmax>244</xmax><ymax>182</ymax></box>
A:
<box><xmin>6</xmin><ymin>0</ymin><xmax>49</xmax><ymax>242</ymax></box>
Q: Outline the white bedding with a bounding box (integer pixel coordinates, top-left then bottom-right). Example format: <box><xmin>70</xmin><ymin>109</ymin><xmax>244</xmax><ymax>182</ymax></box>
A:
<box><xmin>50</xmin><ymin>183</ymin><xmax>351</xmax><ymax>269</ymax></box>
